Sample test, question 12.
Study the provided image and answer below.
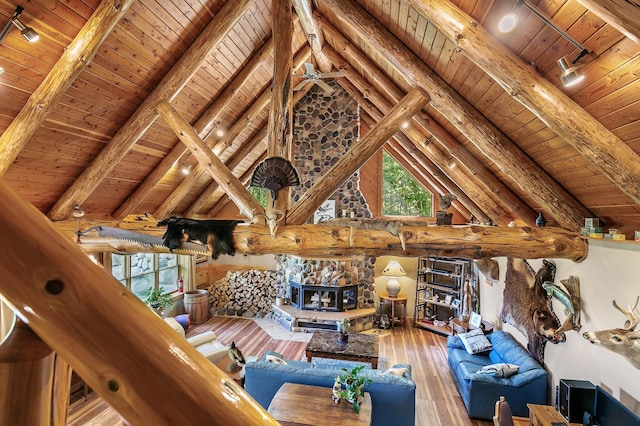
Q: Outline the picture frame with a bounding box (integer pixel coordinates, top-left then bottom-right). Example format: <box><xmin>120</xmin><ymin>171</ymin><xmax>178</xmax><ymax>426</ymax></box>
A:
<box><xmin>470</xmin><ymin>312</ymin><xmax>482</xmax><ymax>328</ymax></box>
<box><xmin>444</xmin><ymin>294</ymin><xmax>453</xmax><ymax>305</ymax></box>
<box><xmin>313</xmin><ymin>200</ymin><xmax>336</xmax><ymax>224</ymax></box>
<box><xmin>452</xmin><ymin>298</ymin><xmax>461</xmax><ymax>308</ymax></box>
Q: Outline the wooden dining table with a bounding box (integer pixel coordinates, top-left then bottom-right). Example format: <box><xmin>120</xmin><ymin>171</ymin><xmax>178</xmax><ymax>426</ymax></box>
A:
<box><xmin>267</xmin><ymin>382</ymin><xmax>372</xmax><ymax>426</ymax></box>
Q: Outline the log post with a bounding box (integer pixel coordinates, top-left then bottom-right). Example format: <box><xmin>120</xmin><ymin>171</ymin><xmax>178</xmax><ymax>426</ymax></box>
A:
<box><xmin>287</xmin><ymin>86</ymin><xmax>431</xmax><ymax>224</ymax></box>
<box><xmin>0</xmin><ymin>319</ymin><xmax>54</xmax><ymax>426</ymax></box>
<box><xmin>156</xmin><ymin>100</ymin><xmax>265</xmax><ymax>221</ymax></box>
<box><xmin>0</xmin><ymin>181</ymin><xmax>278</xmax><ymax>426</ymax></box>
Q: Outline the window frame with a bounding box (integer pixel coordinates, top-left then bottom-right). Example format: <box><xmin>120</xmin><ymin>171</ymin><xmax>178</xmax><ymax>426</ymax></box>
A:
<box><xmin>381</xmin><ymin>150</ymin><xmax>434</xmax><ymax>218</ymax></box>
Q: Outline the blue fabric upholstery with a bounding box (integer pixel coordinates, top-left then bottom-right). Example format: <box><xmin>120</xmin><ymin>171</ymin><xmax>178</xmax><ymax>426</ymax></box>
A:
<box><xmin>244</xmin><ymin>350</ymin><xmax>416</xmax><ymax>426</ymax></box>
<box><xmin>447</xmin><ymin>330</ymin><xmax>548</xmax><ymax>420</ymax></box>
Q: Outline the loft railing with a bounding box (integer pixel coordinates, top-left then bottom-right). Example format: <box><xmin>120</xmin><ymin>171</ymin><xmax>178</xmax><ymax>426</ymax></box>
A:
<box><xmin>0</xmin><ymin>180</ymin><xmax>278</xmax><ymax>426</ymax></box>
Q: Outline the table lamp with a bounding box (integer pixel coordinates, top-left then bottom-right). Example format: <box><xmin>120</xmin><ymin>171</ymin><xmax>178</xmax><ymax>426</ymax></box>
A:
<box><xmin>382</xmin><ymin>260</ymin><xmax>406</xmax><ymax>298</ymax></box>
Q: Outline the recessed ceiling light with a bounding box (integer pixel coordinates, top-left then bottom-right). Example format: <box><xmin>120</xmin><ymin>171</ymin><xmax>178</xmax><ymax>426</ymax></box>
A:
<box><xmin>498</xmin><ymin>13</ymin><xmax>518</xmax><ymax>33</ymax></box>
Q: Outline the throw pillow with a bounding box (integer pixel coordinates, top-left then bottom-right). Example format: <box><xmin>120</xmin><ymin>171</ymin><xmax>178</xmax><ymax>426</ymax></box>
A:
<box><xmin>459</xmin><ymin>329</ymin><xmax>493</xmax><ymax>354</ymax></box>
<box><xmin>381</xmin><ymin>367</ymin><xmax>408</xmax><ymax>377</ymax></box>
<box><xmin>265</xmin><ymin>354</ymin><xmax>288</xmax><ymax>365</ymax></box>
<box><xmin>476</xmin><ymin>363</ymin><xmax>519</xmax><ymax>378</ymax></box>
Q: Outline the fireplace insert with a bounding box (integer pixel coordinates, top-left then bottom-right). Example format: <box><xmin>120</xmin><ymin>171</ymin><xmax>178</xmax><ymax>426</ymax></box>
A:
<box><xmin>290</xmin><ymin>282</ymin><xmax>358</xmax><ymax>312</ymax></box>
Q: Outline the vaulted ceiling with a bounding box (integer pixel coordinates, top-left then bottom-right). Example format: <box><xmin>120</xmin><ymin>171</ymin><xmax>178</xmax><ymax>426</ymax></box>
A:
<box><xmin>0</xmin><ymin>0</ymin><xmax>639</xmax><ymax>238</ymax></box>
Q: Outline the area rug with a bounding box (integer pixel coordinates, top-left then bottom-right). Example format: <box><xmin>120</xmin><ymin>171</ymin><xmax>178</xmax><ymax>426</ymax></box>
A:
<box><xmin>253</xmin><ymin>318</ymin><xmax>313</xmax><ymax>343</ymax></box>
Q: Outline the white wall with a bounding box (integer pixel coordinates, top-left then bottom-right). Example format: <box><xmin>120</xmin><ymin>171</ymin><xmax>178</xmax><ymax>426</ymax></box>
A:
<box><xmin>478</xmin><ymin>240</ymin><xmax>640</xmax><ymax>414</ymax></box>
<box><xmin>374</xmin><ymin>256</ymin><xmax>418</xmax><ymax>318</ymax></box>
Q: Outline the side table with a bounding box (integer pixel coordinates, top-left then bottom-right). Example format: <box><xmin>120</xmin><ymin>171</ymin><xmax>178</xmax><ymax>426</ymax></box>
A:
<box><xmin>450</xmin><ymin>317</ymin><xmax>494</xmax><ymax>335</ymax></box>
<box><xmin>379</xmin><ymin>292</ymin><xmax>407</xmax><ymax>329</ymax></box>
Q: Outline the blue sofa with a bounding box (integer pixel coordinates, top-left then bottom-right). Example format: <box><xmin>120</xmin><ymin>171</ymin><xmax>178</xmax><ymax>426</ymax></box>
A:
<box><xmin>447</xmin><ymin>330</ymin><xmax>548</xmax><ymax>419</ymax></box>
<box><xmin>244</xmin><ymin>351</ymin><xmax>416</xmax><ymax>426</ymax></box>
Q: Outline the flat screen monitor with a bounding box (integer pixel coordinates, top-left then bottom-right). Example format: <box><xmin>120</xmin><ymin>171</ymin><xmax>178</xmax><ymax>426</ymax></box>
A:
<box><xmin>594</xmin><ymin>386</ymin><xmax>640</xmax><ymax>426</ymax></box>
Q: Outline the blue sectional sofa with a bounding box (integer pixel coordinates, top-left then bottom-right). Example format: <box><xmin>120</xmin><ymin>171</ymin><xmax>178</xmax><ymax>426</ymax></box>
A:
<box><xmin>244</xmin><ymin>351</ymin><xmax>416</xmax><ymax>426</ymax></box>
<box><xmin>447</xmin><ymin>330</ymin><xmax>548</xmax><ymax>420</ymax></box>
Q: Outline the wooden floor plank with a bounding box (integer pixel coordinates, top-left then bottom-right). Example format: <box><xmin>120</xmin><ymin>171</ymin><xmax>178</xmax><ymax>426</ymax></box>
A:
<box><xmin>67</xmin><ymin>316</ymin><xmax>493</xmax><ymax>425</ymax></box>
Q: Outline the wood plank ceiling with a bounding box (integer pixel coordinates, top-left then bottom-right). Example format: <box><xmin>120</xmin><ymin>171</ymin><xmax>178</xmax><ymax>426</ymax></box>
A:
<box><xmin>0</xmin><ymin>0</ymin><xmax>638</xmax><ymax>237</ymax></box>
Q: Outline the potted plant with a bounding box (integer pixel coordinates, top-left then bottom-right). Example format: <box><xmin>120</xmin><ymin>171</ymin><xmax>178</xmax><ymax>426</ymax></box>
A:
<box><xmin>142</xmin><ymin>287</ymin><xmax>174</xmax><ymax>316</ymax></box>
<box><xmin>337</xmin><ymin>365</ymin><xmax>372</xmax><ymax>414</ymax></box>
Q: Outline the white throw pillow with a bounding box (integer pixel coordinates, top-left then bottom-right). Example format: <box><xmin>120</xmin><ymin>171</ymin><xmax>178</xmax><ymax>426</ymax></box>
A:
<box><xmin>382</xmin><ymin>367</ymin><xmax>408</xmax><ymax>377</ymax></box>
<box><xmin>458</xmin><ymin>329</ymin><xmax>493</xmax><ymax>354</ymax></box>
<box><xmin>265</xmin><ymin>354</ymin><xmax>288</xmax><ymax>365</ymax></box>
<box><xmin>476</xmin><ymin>363</ymin><xmax>519</xmax><ymax>378</ymax></box>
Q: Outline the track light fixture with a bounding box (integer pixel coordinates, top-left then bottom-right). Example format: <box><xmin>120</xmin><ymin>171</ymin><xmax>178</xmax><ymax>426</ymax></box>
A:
<box><xmin>498</xmin><ymin>0</ymin><xmax>589</xmax><ymax>87</ymax></box>
<box><xmin>0</xmin><ymin>6</ymin><xmax>39</xmax><ymax>44</ymax></box>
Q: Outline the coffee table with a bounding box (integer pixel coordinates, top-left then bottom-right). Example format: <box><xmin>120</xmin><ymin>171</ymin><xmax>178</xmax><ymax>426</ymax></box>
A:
<box><xmin>305</xmin><ymin>331</ymin><xmax>379</xmax><ymax>369</ymax></box>
<box><xmin>268</xmin><ymin>382</ymin><xmax>372</xmax><ymax>426</ymax></box>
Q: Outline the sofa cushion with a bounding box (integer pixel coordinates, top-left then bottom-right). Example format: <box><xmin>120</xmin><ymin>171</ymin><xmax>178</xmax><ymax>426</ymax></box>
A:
<box><xmin>459</xmin><ymin>329</ymin><xmax>493</xmax><ymax>354</ymax></box>
<box><xmin>186</xmin><ymin>330</ymin><xmax>217</xmax><ymax>347</ymax></box>
<box><xmin>476</xmin><ymin>363</ymin><xmax>519</xmax><ymax>378</ymax></box>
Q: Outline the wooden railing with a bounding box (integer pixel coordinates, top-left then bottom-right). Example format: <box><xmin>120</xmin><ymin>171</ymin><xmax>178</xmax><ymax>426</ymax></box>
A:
<box><xmin>0</xmin><ymin>180</ymin><xmax>278</xmax><ymax>425</ymax></box>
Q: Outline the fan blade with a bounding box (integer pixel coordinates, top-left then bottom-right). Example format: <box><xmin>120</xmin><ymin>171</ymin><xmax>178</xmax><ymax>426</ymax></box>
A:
<box><xmin>318</xmin><ymin>71</ymin><xmax>345</xmax><ymax>79</ymax></box>
<box><xmin>315</xmin><ymin>80</ymin><xmax>334</xmax><ymax>93</ymax></box>
<box><xmin>294</xmin><ymin>80</ymin><xmax>310</xmax><ymax>91</ymax></box>
<box><xmin>304</xmin><ymin>62</ymin><xmax>315</xmax><ymax>76</ymax></box>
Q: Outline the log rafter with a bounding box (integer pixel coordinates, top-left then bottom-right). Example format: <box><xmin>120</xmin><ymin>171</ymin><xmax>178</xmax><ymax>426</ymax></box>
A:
<box><xmin>319</xmin><ymin>19</ymin><xmax>536</xmax><ymax>226</ymax></box>
<box><xmin>0</xmin><ymin>0</ymin><xmax>135</xmax><ymax>176</ymax></box>
<box><xmin>291</xmin><ymin>0</ymin><xmax>333</xmax><ymax>72</ymax></box>
<box><xmin>575</xmin><ymin>0</ymin><xmax>640</xmax><ymax>44</ymax></box>
<box><xmin>47</xmin><ymin>0</ymin><xmax>255</xmax><ymax>220</ymax></box>
<box><xmin>315</xmin><ymin>0</ymin><xmax>592</xmax><ymax>230</ymax></box>
<box><xmin>406</xmin><ymin>0</ymin><xmax>640</xmax><ymax>212</ymax></box>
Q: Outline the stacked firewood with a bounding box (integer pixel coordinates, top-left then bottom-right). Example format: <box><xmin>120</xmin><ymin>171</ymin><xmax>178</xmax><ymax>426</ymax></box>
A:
<box><xmin>207</xmin><ymin>269</ymin><xmax>278</xmax><ymax>317</ymax></box>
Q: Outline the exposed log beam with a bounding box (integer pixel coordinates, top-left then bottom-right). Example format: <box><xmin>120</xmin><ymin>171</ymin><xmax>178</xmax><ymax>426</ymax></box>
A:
<box><xmin>291</xmin><ymin>0</ymin><xmax>333</xmax><ymax>72</ymax></box>
<box><xmin>156</xmin><ymin>101</ymin><xmax>265</xmax><ymax>220</ymax></box>
<box><xmin>406</xmin><ymin>0</ymin><xmax>640</xmax><ymax>212</ymax></box>
<box><xmin>184</xmin><ymin>127</ymin><xmax>268</xmax><ymax>217</ymax></box>
<box><xmin>0</xmin><ymin>0</ymin><xmax>134</xmax><ymax>176</ymax></box>
<box><xmin>320</xmin><ymin>20</ymin><xmax>536</xmax><ymax>226</ymax></box>
<box><xmin>359</xmin><ymin>110</ymin><xmax>489</xmax><ymax>224</ymax></box>
<box><xmin>316</xmin><ymin>0</ymin><xmax>592</xmax><ymax>230</ymax></box>
<box><xmin>0</xmin><ymin>181</ymin><xmax>277</xmax><ymax>425</ymax></box>
<box><xmin>287</xmin><ymin>86</ymin><xmax>431</xmax><ymax>224</ymax></box>
<box><xmin>153</xmin><ymin>46</ymin><xmax>312</xmax><ymax>219</ymax></box>
<box><xmin>47</xmin><ymin>0</ymin><xmax>255</xmax><ymax>220</ymax></box>
<box><xmin>112</xmin><ymin>33</ymin><xmax>275</xmax><ymax>220</ymax></box>
<box><xmin>208</xmin><ymin>165</ymin><xmax>259</xmax><ymax>217</ymax></box>
<box><xmin>576</xmin><ymin>0</ymin><xmax>640</xmax><ymax>44</ymax></box>
<box><xmin>268</xmin><ymin>0</ymin><xmax>295</xmax><ymax>216</ymax></box>
<box><xmin>330</xmin><ymin>50</ymin><xmax>515</xmax><ymax>226</ymax></box>
<box><xmin>187</xmin><ymin>83</ymin><xmax>315</xmax><ymax>216</ymax></box>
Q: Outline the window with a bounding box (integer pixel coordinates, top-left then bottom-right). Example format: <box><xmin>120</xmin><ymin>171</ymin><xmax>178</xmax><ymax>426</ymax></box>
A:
<box><xmin>112</xmin><ymin>253</ymin><xmax>185</xmax><ymax>299</ymax></box>
<box><xmin>382</xmin><ymin>151</ymin><xmax>432</xmax><ymax>217</ymax></box>
<box><xmin>248</xmin><ymin>186</ymin><xmax>268</xmax><ymax>208</ymax></box>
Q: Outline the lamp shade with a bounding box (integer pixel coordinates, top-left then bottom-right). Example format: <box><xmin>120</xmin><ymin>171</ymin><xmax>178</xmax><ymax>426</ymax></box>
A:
<box><xmin>382</xmin><ymin>261</ymin><xmax>406</xmax><ymax>298</ymax></box>
<box><xmin>557</xmin><ymin>56</ymin><xmax>584</xmax><ymax>87</ymax></box>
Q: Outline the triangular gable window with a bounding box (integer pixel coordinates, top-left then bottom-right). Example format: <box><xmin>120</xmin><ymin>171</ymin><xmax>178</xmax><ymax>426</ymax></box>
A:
<box><xmin>382</xmin><ymin>151</ymin><xmax>432</xmax><ymax>217</ymax></box>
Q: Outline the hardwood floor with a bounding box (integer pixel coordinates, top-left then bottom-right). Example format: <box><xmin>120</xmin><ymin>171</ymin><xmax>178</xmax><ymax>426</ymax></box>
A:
<box><xmin>67</xmin><ymin>316</ymin><xmax>493</xmax><ymax>425</ymax></box>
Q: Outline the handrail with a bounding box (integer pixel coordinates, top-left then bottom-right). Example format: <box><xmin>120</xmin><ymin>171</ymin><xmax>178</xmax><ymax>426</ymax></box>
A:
<box><xmin>0</xmin><ymin>180</ymin><xmax>278</xmax><ymax>425</ymax></box>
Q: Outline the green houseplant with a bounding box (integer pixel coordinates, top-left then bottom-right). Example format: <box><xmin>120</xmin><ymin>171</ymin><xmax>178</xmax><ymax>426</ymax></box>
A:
<box><xmin>142</xmin><ymin>287</ymin><xmax>174</xmax><ymax>316</ymax></box>
<box><xmin>338</xmin><ymin>365</ymin><xmax>372</xmax><ymax>414</ymax></box>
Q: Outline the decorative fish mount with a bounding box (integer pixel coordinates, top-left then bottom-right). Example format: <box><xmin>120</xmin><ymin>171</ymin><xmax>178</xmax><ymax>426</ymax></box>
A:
<box><xmin>250</xmin><ymin>157</ymin><xmax>300</xmax><ymax>203</ymax></box>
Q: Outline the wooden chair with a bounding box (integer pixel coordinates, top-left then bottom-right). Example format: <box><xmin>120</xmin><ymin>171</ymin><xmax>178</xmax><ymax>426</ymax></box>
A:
<box><xmin>493</xmin><ymin>396</ymin><xmax>529</xmax><ymax>426</ymax></box>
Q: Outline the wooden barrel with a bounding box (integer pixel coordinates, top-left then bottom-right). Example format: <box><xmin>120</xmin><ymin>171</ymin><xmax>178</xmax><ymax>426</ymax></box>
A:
<box><xmin>184</xmin><ymin>290</ymin><xmax>208</xmax><ymax>324</ymax></box>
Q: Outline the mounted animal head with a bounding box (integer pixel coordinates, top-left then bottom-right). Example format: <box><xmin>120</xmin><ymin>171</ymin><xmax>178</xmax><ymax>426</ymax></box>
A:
<box><xmin>583</xmin><ymin>297</ymin><xmax>640</xmax><ymax>369</ymax></box>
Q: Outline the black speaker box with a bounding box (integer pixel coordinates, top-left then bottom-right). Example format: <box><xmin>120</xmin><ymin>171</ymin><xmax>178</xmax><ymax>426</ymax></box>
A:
<box><xmin>558</xmin><ymin>379</ymin><xmax>596</xmax><ymax>423</ymax></box>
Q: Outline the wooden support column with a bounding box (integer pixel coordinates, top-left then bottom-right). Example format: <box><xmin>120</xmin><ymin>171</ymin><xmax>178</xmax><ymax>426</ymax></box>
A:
<box><xmin>113</xmin><ymin>34</ymin><xmax>275</xmax><ymax>219</ymax></box>
<box><xmin>316</xmin><ymin>0</ymin><xmax>592</xmax><ymax>230</ymax></box>
<box><xmin>405</xmin><ymin>0</ymin><xmax>640</xmax><ymax>211</ymax></box>
<box><xmin>291</xmin><ymin>0</ymin><xmax>333</xmax><ymax>72</ymax></box>
<box><xmin>48</xmin><ymin>0</ymin><xmax>254</xmax><ymax>220</ymax></box>
<box><xmin>0</xmin><ymin>181</ymin><xmax>278</xmax><ymax>426</ymax></box>
<box><xmin>320</xmin><ymin>23</ymin><xmax>536</xmax><ymax>226</ymax></box>
<box><xmin>287</xmin><ymin>86</ymin><xmax>430</xmax><ymax>224</ymax></box>
<box><xmin>267</xmin><ymin>0</ymin><xmax>295</xmax><ymax>217</ymax></box>
<box><xmin>156</xmin><ymin>101</ymin><xmax>265</xmax><ymax>221</ymax></box>
<box><xmin>0</xmin><ymin>319</ymin><xmax>54</xmax><ymax>426</ymax></box>
<box><xmin>0</xmin><ymin>0</ymin><xmax>134</xmax><ymax>176</ymax></box>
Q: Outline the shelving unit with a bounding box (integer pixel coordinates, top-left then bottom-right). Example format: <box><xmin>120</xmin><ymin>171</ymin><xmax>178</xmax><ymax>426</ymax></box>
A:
<box><xmin>413</xmin><ymin>255</ymin><xmax>475</xmax><ymax>335</ymax></box>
